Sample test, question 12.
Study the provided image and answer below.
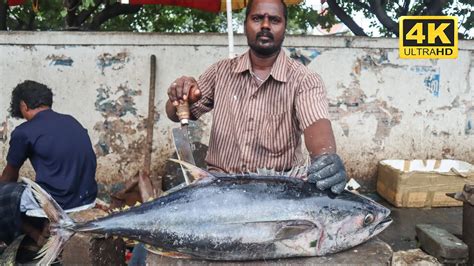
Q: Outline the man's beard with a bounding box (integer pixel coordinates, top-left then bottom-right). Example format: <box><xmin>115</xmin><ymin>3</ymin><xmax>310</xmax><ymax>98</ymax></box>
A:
<box><xmin>248</xmin><ymin>30</ymin><xmax>283</xmax><ymax>56</ymax></box>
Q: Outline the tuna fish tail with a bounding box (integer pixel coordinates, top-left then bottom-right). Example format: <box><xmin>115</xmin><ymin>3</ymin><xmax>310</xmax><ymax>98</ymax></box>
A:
<box><xmin>20</xmin><ymin>177</ymin><xmax>76</xmax><ymax>265</ymax></box>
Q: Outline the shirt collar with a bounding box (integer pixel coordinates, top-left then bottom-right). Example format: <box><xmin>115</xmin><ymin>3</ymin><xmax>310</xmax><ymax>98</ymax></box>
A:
<box><xmin>233</xmin><ymin>49</ymin><xmax>288</xmax><ymax>83</ymax></box>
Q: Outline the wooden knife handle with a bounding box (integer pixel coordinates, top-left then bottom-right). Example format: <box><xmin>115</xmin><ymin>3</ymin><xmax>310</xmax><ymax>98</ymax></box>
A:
<box><xmin>176</xmin><ymin>101</ymin><xmax>190</xmax><ymax>125</ymax></box>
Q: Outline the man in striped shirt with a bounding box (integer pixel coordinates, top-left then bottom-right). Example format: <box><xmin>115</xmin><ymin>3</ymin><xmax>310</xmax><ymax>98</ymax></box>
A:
<box><xmin>166</xmin><ymin>0</ymin><xmax>346</xmax><ymax>194</ymax></box>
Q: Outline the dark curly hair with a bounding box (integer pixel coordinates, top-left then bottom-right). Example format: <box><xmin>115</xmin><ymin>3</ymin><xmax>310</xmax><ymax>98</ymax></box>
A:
<box><xmin>10</xmin><ymin>80</ymin><xmax>53</xmax><ymax>119</ymax></box>
<box><xmin>245</xmin><ymin>0</ymin><xmax>288</xmax><ymax>26</ymax></box>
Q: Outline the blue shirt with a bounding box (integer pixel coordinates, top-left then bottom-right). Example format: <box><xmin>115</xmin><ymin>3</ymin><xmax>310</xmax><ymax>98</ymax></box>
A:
<box><xmin>7</xmin><ymin>109</ymin><xmax>97</xmax><ymax>209</ymax></box>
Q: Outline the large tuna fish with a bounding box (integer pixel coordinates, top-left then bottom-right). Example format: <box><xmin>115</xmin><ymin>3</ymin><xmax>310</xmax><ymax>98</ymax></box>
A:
<box><xmin>22</xmin><ymin>160</ymin><xmax>392</xmax><ymax>264</ymax></box>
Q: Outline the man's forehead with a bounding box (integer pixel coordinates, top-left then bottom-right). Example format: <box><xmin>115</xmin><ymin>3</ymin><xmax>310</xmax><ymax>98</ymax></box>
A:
<box><xmin>248</xmin><ymin>0</ymin><xmax>284</xmax><ymax>16</ymax></box>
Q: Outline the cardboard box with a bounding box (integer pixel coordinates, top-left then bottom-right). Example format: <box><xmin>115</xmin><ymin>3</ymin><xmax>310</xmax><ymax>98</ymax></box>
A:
<box><xmin>377</xmin><ymin>159</ymin><xmax>474</xmax><ymax>207</ymax></box>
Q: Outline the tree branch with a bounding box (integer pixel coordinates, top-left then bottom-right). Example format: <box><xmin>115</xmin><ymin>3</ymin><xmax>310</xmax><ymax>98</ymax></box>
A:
<box><xmin>352</xmin><ymin>0</ymin><xmax>373</xmax><ymax>12</ymax></box>
<box><xmin>369</xmin><ymin>0</ymin><xmax>399</xmax><ymax>36</ymax></box>
<box><xmin>0</xmin><ymin>0</ymin><xmax>7</xmax><ymax>30</ymax></box>
<box><xmin>401</xmin><ymin>0</ymin><xmax>410</xmax><ymax>16</ymax></box>
<box><xmin>64</xmin><ymin>0</ymin><xmax>81</xmax><ymax>29</ymax></box>
<box><xmin>422</xmin><ymin>0</ymin><xmax>448</xmax><ymax>15</ymax></box>
<box><xmin>327</xmin><ymin>0</ymin><xmax>368</xmax><ymax>36</ymax></box>
<box><xmin>88</xmin><ymin>3</ymin><xmax>141</xmax><ymax>30</ymax></box>
<box><xmin>27</xmin><ymin>10</ymin><xmax>35</xmax><ymax>30</ymax></box>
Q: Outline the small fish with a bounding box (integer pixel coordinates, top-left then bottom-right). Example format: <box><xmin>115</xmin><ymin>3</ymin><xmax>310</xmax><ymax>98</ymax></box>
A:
<box><xmin>23</xmin><ymin>160</ymin><xmax>391</xmax><ymax>264</ymax></box>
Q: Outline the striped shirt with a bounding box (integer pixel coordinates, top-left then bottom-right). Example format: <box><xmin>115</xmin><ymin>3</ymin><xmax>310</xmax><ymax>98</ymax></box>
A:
<box><xmin>190</xmin><ymin>49</ymin><xmax>329</xmax><ymax>173</ymax></box>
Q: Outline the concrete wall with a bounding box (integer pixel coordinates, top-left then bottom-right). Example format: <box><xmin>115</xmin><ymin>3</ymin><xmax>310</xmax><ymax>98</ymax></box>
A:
<box><xmin>1</xmin><ymin>32</ymin><xmax>473</xmax><ymax>193</ymax></box>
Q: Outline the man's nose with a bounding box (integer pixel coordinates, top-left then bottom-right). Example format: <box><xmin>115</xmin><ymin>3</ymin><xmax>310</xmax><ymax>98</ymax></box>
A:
<box><xmin>261</xmin><ymin>16</ymin><xmax>271</xmax><ymax>30</ymax></box>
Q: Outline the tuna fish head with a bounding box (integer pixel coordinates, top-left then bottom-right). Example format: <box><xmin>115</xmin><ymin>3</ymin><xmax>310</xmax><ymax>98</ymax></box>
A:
<box><xmin>316</xmin><ymin>192</ymin><xmax>392</xmax><ymax>255</ymax></box>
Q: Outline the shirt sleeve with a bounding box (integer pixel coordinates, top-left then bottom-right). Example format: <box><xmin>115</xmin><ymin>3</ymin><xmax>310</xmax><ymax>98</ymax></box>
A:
<box><xmin>190</xmin><ymin>62</ymin><xmax>218</xmax><ymax>119</ymax></box>
<box><xmin>295</xmin><ymin>72</ymin><xmax>329</xmax><ymax>131</ymax></box>
<box><xmin>6</xmin><ymin>128</ymin><xmax>29</xmax><ymax>168</ymax></box>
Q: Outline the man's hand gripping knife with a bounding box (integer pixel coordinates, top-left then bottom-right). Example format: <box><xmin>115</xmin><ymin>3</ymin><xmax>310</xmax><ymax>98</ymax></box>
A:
<box><xmin>308</xmin><ymin>153</ymin><xmax>347</xmax><ymax>194</ymax></box>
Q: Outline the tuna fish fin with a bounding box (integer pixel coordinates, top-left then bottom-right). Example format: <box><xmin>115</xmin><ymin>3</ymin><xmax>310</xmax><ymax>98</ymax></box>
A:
<box><xmin>20</xmin><ymin>177</ymin><xmax>76</xmax><ymax>265</ymax></box>
<box><xmin>274</xmin><ymin>220</ymin><xmax>319</xmax><ymax>240</ymax></box>
<box><xmin>144</xmin><ymin>245</ymin><xmax>192</xmax><ymax>259</ymax></box>
<box><xmin>168</xmin><ymin>159</ymin><xmax>215</xmax><ymax>182</ymax></box>
<box><xmin>255</xmin><ymin>166</ymin><xmax>308</xmax><ymax>179</ymax></box>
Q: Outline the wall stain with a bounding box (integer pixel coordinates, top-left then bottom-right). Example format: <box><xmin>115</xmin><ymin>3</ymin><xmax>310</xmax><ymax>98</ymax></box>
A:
<box><xmin>0</xmin><ymin>121</ymin><xmax>7</xmax><ymax>143</ymax></box>
<box><xmin>46</xmin><ymin>54</ymin><xmax>73</xmax><ymax>66</ymax></box>
<box><xmin>287</xmin><ymin>47</ymin><xmax>321</xmax><ymax>66</ymax></box>
<box><xmin>329</xmin><ymin>83</ymin><xmax>403</xmax><ymax>145</ymax></box>
<box><xmin>409</xmin><ymin>65</ymin><xmax>440</xmax><ymax>97</ymax></box>
<box><xmin>97</xmin><ymin>52</ymin><xmax>129</xmax><ymax>74</ymax></box>
<box><xmin>20</xmin><ymin>45</ymin><xmax>36</xmax><ymax>51</ymax></box>
<box><xmin>465</xmin><ymin>106</ymin><xmax>474</xmax><ymax>135</ymax></box>
<box><xmin>94</xmin><ymin>83</ymin><xmax>146</xmax><ymax>183</ymax></box>
<box><xmin>95</xmin><ymin>84</ymin><xmax>141</xmax><ymax>117</ymax></box>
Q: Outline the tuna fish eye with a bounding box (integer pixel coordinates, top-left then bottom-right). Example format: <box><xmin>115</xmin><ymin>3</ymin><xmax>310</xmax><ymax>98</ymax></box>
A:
<box><xmin>363</xmin><ymin>214</ymin><xmax>375</xmax><ymax>226</ymax></box>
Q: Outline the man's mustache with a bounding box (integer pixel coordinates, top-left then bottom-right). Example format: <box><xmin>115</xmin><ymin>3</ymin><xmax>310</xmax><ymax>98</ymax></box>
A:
<box><xmin>256</xmin><ymin>30</ymin><xmax>274</xmax><ymax>40</ymax></box>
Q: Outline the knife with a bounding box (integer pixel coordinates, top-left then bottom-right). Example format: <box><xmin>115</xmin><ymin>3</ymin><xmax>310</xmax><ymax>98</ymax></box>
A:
<box><xmin>172</xmin><ymin>101</ymin><xmax>196</xmax><ymax>185</ymax></box>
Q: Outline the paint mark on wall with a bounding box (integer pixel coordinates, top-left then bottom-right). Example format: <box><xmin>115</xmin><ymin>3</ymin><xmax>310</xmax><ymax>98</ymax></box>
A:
<box><xmin>329</xmin><ymin>73</ymin><xmax>403</xmax><ymax>145</ymax></box>
<box><xmin>97</xmin><ymin>52</ymin><xmax>129</xmax><ymax>74</ymax></box>
<box><xmin>287</xmin><ymin>48</ymin><xmax>320</xmax><ymax>66</ymax></box>
<box><xmin>410</xmin><ymin>66</ymin><xmax>440</xmax><ymax>97</ymax></box>
<box><xmin>46</xmin><ymin>54</ymin><xmax>73</xmax><ymax>66</ymax></box>
<box><xmin>0</xmin><ymin>121</ymin><xmax>7</xmax><ymax>143</ymax></box>
<box><xmin>93</xmin><ymin>83</ymin><xmax>147</xmax><ymax>180</ymax></box>
<box><xmin>95</xmin><ymin>84</ymin><xmax>141</xmax><ymax>118</ymax></box>
<box><xmin>466</xmin><ymin>107</ymin><xmax>474</xmax><ymax>135</ymax></box>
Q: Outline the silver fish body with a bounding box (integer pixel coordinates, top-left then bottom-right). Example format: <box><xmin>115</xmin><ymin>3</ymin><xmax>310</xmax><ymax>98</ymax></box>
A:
<box><xmin>74</xmin><ymin>175</ymin><xmax>391</xmax><ymax>260</ymax></box>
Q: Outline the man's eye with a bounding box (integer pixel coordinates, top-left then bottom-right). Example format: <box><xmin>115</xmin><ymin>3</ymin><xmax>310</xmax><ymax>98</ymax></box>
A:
<box><xmin>252</xmin><ymin>17</ymin><xmax>261</xmax><ymax>22</ymax></box>
<box><xmin>271</xmin><ymin>18</ymin><xmax>280</xmax><ymax>24</ymax></box>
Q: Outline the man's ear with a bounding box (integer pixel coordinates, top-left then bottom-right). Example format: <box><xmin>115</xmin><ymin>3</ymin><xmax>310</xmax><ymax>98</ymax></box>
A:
<box><xmin>20</xmin><ymin>101</ymin><xmax>28</xmax><ymax>111</ymax></box>
<box><xmin>19</xmin><ymin>101</ymin><xmax>29</xmax><ymax>119</ymax></box>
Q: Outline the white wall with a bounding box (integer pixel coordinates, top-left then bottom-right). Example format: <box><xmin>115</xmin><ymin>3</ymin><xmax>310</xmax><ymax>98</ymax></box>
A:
<box><xmin>1</xmin><ymin>32</ymin><xmax>472</xmax><ymax>191</ymax></box>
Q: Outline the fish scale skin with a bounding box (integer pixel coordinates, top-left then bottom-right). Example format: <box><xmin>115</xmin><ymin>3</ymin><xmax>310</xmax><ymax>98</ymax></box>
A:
<box><xmin>75</xmin><ymin>175</ymin><xmax>391</xmax><ymax>260</ymax></box>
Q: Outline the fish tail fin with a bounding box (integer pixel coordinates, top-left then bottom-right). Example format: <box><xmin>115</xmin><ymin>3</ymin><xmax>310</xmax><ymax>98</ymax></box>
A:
<box><xmin>21</xmin><ymin>177</ymin><xmax>76</xmax><ymax>264</ymax></box>
<box><xmin>168</xmin><ymin>159</ymin><xmax>215</xmax><ymax>182</ymax></box>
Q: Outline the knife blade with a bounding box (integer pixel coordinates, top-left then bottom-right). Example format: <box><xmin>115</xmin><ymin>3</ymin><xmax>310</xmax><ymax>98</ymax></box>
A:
<box><xmin>172</xmin><ymin>101</ymin><xmax>196</xmax><ymax>184</ymax></box>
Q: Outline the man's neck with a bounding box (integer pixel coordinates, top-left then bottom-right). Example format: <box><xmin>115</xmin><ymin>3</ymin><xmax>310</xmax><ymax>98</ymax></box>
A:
<box><xmin>249</xmin><ymin>49</ymin><xmax>280</xmax><ymax>71</ymax></box>
<box><xmin>26</xmin><ymin>107</ymin><xmax>50</xmax><ymax>121</ymax></box>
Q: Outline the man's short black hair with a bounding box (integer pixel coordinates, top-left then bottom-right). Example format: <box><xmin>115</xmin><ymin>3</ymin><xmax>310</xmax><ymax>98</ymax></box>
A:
<box><xmin>10</xmin><ymin>80</ymin><xmax>53</xmax><ymax>118</ymax></box>
<box><xmin>245</xmin><ymin>0</ymin><xmax>288</xmax><ymax>26</ymax></box>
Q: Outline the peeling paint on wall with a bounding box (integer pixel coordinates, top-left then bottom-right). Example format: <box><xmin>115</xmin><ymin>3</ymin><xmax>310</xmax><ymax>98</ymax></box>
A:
<box><xmin>97</xmin><ymin>52</ymin><xmax>129</xmax><ymax>74</ymax></box>
<box><xmin>466</xmin><ymin>107</ymin><xmax>474</xmax><ymax>135</ymax></box>
<box><xmin>95</xmin><ymin>84</ymin><xmax>140</xmax><ymax>117</ymax></box>
<box><xmin>0</xmin><ymin>121</ymin><xmax>7</xmax><ymax>143</ymax></box>
<box><xmin>93</xmin><ymin>83</ymin><xmax>147</xmax><ymax>177</ymax></box>
<box><xmin>287</xmin><ymin>47</ymin><xmax>321</xmax><ymax>66</ymax></box>
<box><xmin>46</xmin><ymin>54</ymin><xmax>73</xmax><ymax>66</ymax></box>
<box><xmin>410</xmin><ymin>65</ymin><xmax>441</xmax><ymax>97</ymax></box>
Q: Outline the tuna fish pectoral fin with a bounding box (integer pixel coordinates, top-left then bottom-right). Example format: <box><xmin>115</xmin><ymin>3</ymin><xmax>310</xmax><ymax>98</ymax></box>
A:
<box><xmin>168</xmin><ymin>159</ymin><xmax>215</xmax><ymax>183</ymax></box>
<box><xmin>144</xmin><ymin>245</ymin><xmax>193</xmax><ymax>259</ymax></box>
<box><xmin>274</xmin><ymin>220</ymin><xmax>319</xmax><ymax>240</ymax></box>
<box><xmin>232</xmin><ymin>219</ymin><xmax>318</xmax><ymax>241</ymax></box>
<box><xmin>20</xmin><ymin>177</ymin><xmax>76</xmax><ymax>265</ymax></box>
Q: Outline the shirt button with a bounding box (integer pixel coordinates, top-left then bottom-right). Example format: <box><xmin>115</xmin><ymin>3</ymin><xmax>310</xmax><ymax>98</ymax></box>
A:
<box><xmin>250</xmin><ymin>95</ymin><xmax>256</xmax><ymax>100</ymax></box>
<box><xmin>249</xmin><ymin>117</ymin><xmax>254</xmax><ymax>122</ymax></box>
<box><xmin>245</xmin><ymin>142</ymin><xmax>250</xmax><ymax>146</ymax></box>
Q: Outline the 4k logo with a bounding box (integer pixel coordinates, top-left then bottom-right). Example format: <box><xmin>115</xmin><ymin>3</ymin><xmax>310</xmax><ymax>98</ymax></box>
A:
<box><xmin>400</xmin><ymin>16</ymin><xmax>458</xmax><ymax>59</ymax></box>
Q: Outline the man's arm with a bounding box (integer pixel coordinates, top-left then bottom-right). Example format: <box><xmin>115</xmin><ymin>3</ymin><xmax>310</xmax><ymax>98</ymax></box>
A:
<box><xmin>0</xmin><ymin>163</ymin><xmax>20</xmax><ymax>182</ymax></box>
<box><xmin>304</xmin><ymin>119</ymin><xmax>347</xmax><ymax>194</ymax></box>
<box><xmin>303</xmin><ymin>119</ymin><xmax>337</xmax><ymax>157</ymax></box>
